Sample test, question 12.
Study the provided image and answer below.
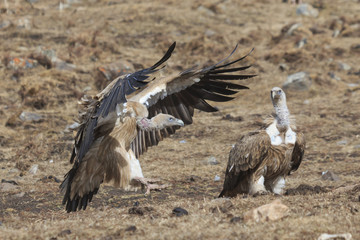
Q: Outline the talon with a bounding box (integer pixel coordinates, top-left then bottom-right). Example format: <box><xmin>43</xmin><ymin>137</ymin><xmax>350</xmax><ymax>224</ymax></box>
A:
<box><xmin>133</xmin><ymin>177</ymin><xmax>170</xmax><ymax>194</ymax></box>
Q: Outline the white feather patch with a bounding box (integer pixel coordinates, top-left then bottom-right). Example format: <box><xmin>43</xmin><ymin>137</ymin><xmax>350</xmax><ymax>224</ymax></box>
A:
<box><xmin>128</xmin><ymin>150</ymin><xmax>144</xmax><ymax>179</ymax></box>
<box><xmin>272</xmin><ymin>177</ymin><xmax>286</xmax><ymax>194</ymax></box>
<box><xmin>266</xmin><ymin>122</ymin><xmax>282</xmax><ymax>145</ymax></box>
<box><xmin>138</xmin><ymin>85</ymin><xmax>166</xmax><ymax>106</ymax></box>
<box><xmin>285</xmin><ymin>128</ymin><xmax>297</xmax><ymax>144</ymax></box>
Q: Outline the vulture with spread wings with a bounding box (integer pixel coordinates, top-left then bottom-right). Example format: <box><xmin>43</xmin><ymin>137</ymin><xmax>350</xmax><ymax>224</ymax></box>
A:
<box><xmin>61</xmin><ymin>42</ymin><xmax>256</xmax><ymax>212</ymax></box>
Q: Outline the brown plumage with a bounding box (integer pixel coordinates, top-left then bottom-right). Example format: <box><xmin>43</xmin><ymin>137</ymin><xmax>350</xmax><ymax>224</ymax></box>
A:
<box><xmin>61</xmin><ymin>42</ymin><xmax>256</xmax><ymax>212</ymax></box>
<box><xmin>219</xmin><ymin>87</ymin><xmax>305</xmax><ymax>197</ymax></box>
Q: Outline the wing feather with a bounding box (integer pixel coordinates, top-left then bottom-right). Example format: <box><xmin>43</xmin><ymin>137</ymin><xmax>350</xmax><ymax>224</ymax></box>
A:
<box><xmin>219</xmin><ymin>131</ymin><xmax>270</xmax><ymax>197</ymax></box>
<box><xmin>289</xmin><ymin>131</ymin><xmax>305</xmax><ymax>174</ymax></box>
<box><xmin>130</xmin><ymin>46</ymin><xmax>256</xmax><ymax>158</ymax></box>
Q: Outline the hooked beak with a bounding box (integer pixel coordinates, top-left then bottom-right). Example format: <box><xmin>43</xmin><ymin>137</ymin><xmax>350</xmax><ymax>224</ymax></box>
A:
<box><xmin>176</xmin><ymin>119</ymin><xmax>184</xmax><ymax>127</ymax></box>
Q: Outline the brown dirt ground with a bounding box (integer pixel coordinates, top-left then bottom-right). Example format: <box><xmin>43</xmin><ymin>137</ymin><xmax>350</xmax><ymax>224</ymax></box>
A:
<box><xmin>0</xmin><ymin>0</ymin><xmax>360</xmax><ymax>239</ymax></box>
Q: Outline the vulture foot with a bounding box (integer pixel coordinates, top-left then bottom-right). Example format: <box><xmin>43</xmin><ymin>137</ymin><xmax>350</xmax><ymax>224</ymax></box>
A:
<box><xmin>133</xmin><ymin>177</ymin><xmax>170</xmax><ymax>195</ymax></box>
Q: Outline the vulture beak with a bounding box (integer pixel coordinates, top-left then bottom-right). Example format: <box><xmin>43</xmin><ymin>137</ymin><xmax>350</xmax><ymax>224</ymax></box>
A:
<box><xmin>176</xmin><ymin>119</ymin><xmax>185</xmax><ymax>127</ymax></box>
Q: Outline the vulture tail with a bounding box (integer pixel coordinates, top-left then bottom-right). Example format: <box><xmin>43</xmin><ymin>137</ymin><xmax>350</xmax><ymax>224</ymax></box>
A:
<box><xmin>60</xmin><ymin>164</ymin><xmax>100</xmax><ymax>212</ymax></box>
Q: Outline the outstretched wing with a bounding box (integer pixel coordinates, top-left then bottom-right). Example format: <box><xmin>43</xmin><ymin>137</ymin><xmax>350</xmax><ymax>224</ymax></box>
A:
<box><xmin>70</xmin><ymin>42</ymin><xmax>176</xmax><ymax>165</ymax></box>
<box><xmin>129</xmin><ymin>46</ymin><xmax>256</xmax><ymax>158</ymax></box>
<box><xmin>219</xmin><ymin>131</ymin><xmax>270</xmax><ymax>197</ymax></box>
<box><xmin>289</xmin><ymin>131</ymin><xmax>305</xmax><ymax>174</ymax></box>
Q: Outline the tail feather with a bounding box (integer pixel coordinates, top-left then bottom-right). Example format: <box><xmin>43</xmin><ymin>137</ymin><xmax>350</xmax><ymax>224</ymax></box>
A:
<box><xmin>60</xmin><ymin>165</ymin><xmax>100</xmax><ymax>213</ymax></box>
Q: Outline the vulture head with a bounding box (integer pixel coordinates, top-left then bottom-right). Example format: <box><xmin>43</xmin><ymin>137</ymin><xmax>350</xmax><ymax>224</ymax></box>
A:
<box><xmin>137</xmin><ymin>113</ymin><xmax>184</xmax><ymax>131</ymax></box>
<box><xmin>271</xmin><ymin>87</ymin><xmax>287</xmax><ymax>107</ymax></box>
<box><xmin>152</xmin><ymin>114</ymin><xmax>184</xmax><ymax>129</ymax></box>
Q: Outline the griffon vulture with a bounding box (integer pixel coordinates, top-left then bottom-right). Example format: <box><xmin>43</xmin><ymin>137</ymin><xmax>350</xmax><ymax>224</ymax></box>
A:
<box><xmin>219</xmin><ymin>87</ymin><xmax>305</xmax><ymax>197</ymax></box>
<box><xmin>61</xmin><ymin>42</ymin><xmax>256</xmax><ymax>212</ymax></box>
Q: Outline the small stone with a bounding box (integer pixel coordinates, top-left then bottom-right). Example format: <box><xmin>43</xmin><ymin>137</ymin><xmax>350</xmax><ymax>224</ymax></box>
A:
<box><xmin>317</xmin><ymin>233</ymin><xmax>352</xmax><ymax>240</ymax></box>
<box><xmin>347</xmin><ymin>83</ymin><xmax>359</xmax><ymax>88</ymax></box>
<box><xmin>207</xmin><ymin>156</ymin><xmax>218</xmax><ymax>165</ymax></box>
<box><xmin>1</xmin><ymin>179</ymin><xmax>18</xmax><ymax>185</ymax></box>
<box><xmin>338</xmin><ymin>62</ymin><xmax>351</xmax><ymax>71</ymax></box>
<box><xmin>279</xmin><ymin>63</ymin><xmax>288</xmax><ymax>71</ymax></box>
<box><xmin>243</xmin><ymin>199</ymin><xmax>289</xmax><ymax>223</ymax></box>
<box><xmin>230</xmin><ymin>216</ymin><xmax>243</xmax><ymax>223</ymax></box>
<box><xmin>0</xmin><ymin>20</ymin><xmax>12</xmax><ymax>30</ymax></box>
<box><xmin>125</xmin><ymin>226</ymin><xmax>136</xmax><ymax>232</ymax></box>
<box><xmin>285</xmin><ymin>23</ymin><xmax>302</xmax><ymax>36</ymax></box>
<box><xmin>336</xmin><ymin>140</ymin><xmax>348</xmax><ymax>146</ymax></box>
<box><xmin>179</xmin><ymin>140</ymin><xmax>186</xmax><ymax>144</ymax></box>
<box><xmin>296</xmin><ymin>4</ymin><xmax>319</xmax><ymax>18</ymax></box>
<box><xmin>7</xmin><ymin>57</ymin><xmax>38</xmax><ymax>70</ymax></box>
<box><xmin>172</xmin><ymin>207</ymin><xmax>188</xmax><ymax>217</ymax></box>
<box><xmin>328</xmin><ymin>72</ymin><xmax>341</xmax><ymax>81</ymax></box>
<box><xmin>214</xmin><ymin>175</ymin><xmax>221</xmax><ymax>182</ymax></box>
<box><xmin>58</xmin><ymin>229</ymin><xmax>71</xmax><ymax>237</ymax></box>
<box><xmin>14</xmin><ymin>192</ymin><xmax>25</xmax><ymax>198</ymax></box>
<box><xmin>0</xmin><ymin>182</ymin><xmax>19</xmax><ymax>192</ymax></box>
<box><xmin>296</xmin><ymin>38</ymin><xmax>307</xmax><ymax>48</ymax></box>
<box><xmin>19</xmin><ymin>112</ymin><xmax>44</xmax><ymax>122</ymax></box>
<box><xmin>321</xmin><ymin>170</ymin><xmax>340</xmax><ymax>181</ymax></box>
<box><xmin>303</xmin><ymin>100</ymin><xmax>310</xmax><ymax>105</ymax></box>
<box><xmin>283</xmin><ymin>72</ymin><xmax>312</xmax><ymax>91</ymax></box>
<box><xmin>28</xmin><ymin>164</ymin><xmax>38</xmax><ymax>175</ymax></box>
<box><xmin>205</xmin><ymin>29</ymin><xmax>216</xmax><ymax>37</ymax></box>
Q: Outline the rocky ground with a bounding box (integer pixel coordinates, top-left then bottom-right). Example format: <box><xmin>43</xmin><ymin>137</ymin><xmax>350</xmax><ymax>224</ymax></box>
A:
<box><xmin>0</xmin><ymin>0</ymin><xmax>360</xmax><ymax>239</ymax></box>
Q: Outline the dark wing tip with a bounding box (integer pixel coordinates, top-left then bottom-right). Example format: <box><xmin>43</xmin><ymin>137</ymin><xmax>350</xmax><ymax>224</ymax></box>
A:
<box><xmin>150</xmin><ymin>42</ymin><xmax>176</xmax><ymax>70</ymax></box>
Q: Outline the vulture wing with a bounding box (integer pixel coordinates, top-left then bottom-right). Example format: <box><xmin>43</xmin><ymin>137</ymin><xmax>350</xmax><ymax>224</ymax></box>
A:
<box><xmin>219</xmin><ymin>131</ymin><xmax>270</xmax><ymax>197</ymax></box>
<box><xmin>289</xmin><ymin>131</ymin><xmax>305</xmax><ymax>174</ymax></box>
<box><xmin>129</xmin><ymin>46</ymin><xmax>256</xmax><ymax>158</ymax></box>
<box><xmin>69</xmin><ymin>42</ymin><xmax>176</xmax><ymax>165</ymax></box>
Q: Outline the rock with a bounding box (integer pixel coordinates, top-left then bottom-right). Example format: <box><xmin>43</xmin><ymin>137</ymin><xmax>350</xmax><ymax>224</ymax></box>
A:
<box><xmin>230</xmin><ymin>216</ymin><xmax>243</xmax><ymax>223</ymax></box>
<box><xmin>0</xmin><ymin>182</ymin><xmax>19</xmax><ymax>192</ymax></box>
<box><xmin>205</xmin><ymin>29</ymin><xmax>216</xmax><ymax>37</ymax></box>
<box><xmin>1</xmin><ymin>179</ymin><xmax>18</xmax><ymax>185</ymax></box>
<box><xmin>19</xmin><ymin>112</ymin><xmax>44</xmax><ymax>122</ymax></box>
<box><xmin>296</xmin><ymin>38</ymin><xmax>307</xmax><ymax>48</ymax></box>
<box><xmin>179</xmin><ymin>140</ymin><xmax>186</xmax><ymax>144</ymax></box>
<box><xmin>321</xmin><ymin>170</ymin><xmax>340</xmax><ymax>181</ymax></box>
<box><xmin>128</xmin><ymin>206</ymin><xmax>154</xmax><ymax>216</ymax></box>
<box><xmin>172</xmin><ymin>207</ymin><xmax>188</xmax><ymax>217</ymax></box>
<box><xmin>214</xmin><ymin>175</ymin><xmax>221</xmax><ymax>182</ymax></box>
<box><xmin>243</xmin><ymin>199</ymin><xmax>289</xmax><ymax>223</ymax></box>
<box><xmin>207</xmin><ymin>156</ymin><xmax>218</xmax><ymax>165</ymax></box>
<box><xmin>14</xmin><ymin>192</ymin><xmax>25</xmax><ymax>198</ymax></box>
<box><xmin>283</xmin><ymin>72</ymin><xmax>312</xmax><ymax>91</ymax></box>
<box><xmin>338</xmin><ymin>62</ymin><xmax>351</xmax><ymax>71</ymax></box>
<box><xmin>279</xmin><ymin>63</ymin><xmax>289</xmax><ymax>71</ymax></box>
<box><xmin>125</xmin><ymin>226</ymin><xmax>137</xmax><ymax>232</ymax></box>
<box><xmin>210</xmin><ymin>198</ymin><xmax>233</xmax><ymax>213</ymax></box>
<box><xmin>16</xmin><ymin>17</ymin><xmax>32</xmax><ymax>30</ymax></box>
<box><xmin>58</xmin><ymin>229</ymin><xmax>72</xmax><ymax>237</ymax></box>
<box><xmin>317</xmin><ymin>233</ymin><xmax>352</xmax><ymax>240</ymax></box>
<box><xmin>296</xmin><ymin>4</ymin><xmax>319</xmax><ymax>18</ymax></box>
<box><xmin>28</xmin><ymin>164</ymin><xmax>38</xmax><ymax>175</ymax></box>
<box><xmin>285</xmin><ymin>23</ymin><xmax>302</xmax><ymax>36</ymax></box>
<box><xmin>31</xmin><ymin>46</ymin><xmax>77</xmax><ymax>71</ymax></box>
<box><xmin>336</xmin><ymin>140</ymin><xmax>348</xmax><ymax>146</ymax></box>
<box><xmin>328</xmin><ymin>72</ymin><xmax>341</xmax><ymax>81</ymax></box>
<box><xmin>0</xmin><ymin>20</ymin><xmax>12</xmax><ymax>30</ymax></box>
<box><xmin>7</xmin><ymin>57</ymin><xmax>38</xmax><ymax>70</ymax></box>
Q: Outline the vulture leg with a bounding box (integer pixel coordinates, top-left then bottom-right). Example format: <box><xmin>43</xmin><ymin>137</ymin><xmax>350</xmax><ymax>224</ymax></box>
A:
<box><xmin>249</xmin><ymin>175</ymin><xmax>268</xmax><ymax>196</ymax></box>
<box><xmin>132</xmin><ymin>177</ymin><xmax>170</xmax><ymax>195</ymax></box>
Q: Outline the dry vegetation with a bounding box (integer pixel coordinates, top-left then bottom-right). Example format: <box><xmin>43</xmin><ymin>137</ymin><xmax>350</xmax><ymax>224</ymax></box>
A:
<box><xmin>0</xmin><ymin>0</ymin><xmax>360</xmax><ymax>239</ymax></box>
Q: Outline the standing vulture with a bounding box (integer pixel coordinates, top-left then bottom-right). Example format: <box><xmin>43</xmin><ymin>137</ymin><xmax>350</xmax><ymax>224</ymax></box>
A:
<box><xmin>219</xmin><ymin>87</ymin><xmax>305</xmax><ymax>197</ymax></box>
<box><xmin>61</xmin><ymin>42</ymin><xmax>256</xmax><ymax>212</ymax></box>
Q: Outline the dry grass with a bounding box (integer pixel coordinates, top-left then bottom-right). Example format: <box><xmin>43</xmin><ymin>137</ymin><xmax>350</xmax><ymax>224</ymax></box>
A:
<box><xmin>1</xmin><ymin>0</ymin><xmax>360</xmax><ymax>239</ymax></box>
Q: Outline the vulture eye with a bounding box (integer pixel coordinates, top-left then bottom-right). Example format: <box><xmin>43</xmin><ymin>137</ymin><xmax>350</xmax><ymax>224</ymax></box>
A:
<box><xmin>168</xmin><ymin>117</ymin><xmax>174</xmax><ymax>121</ymax></box>
<box><xmin>277</xmin><ymin>90</ymin><xmax>282</xmax><ymax>94</ymax></box>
